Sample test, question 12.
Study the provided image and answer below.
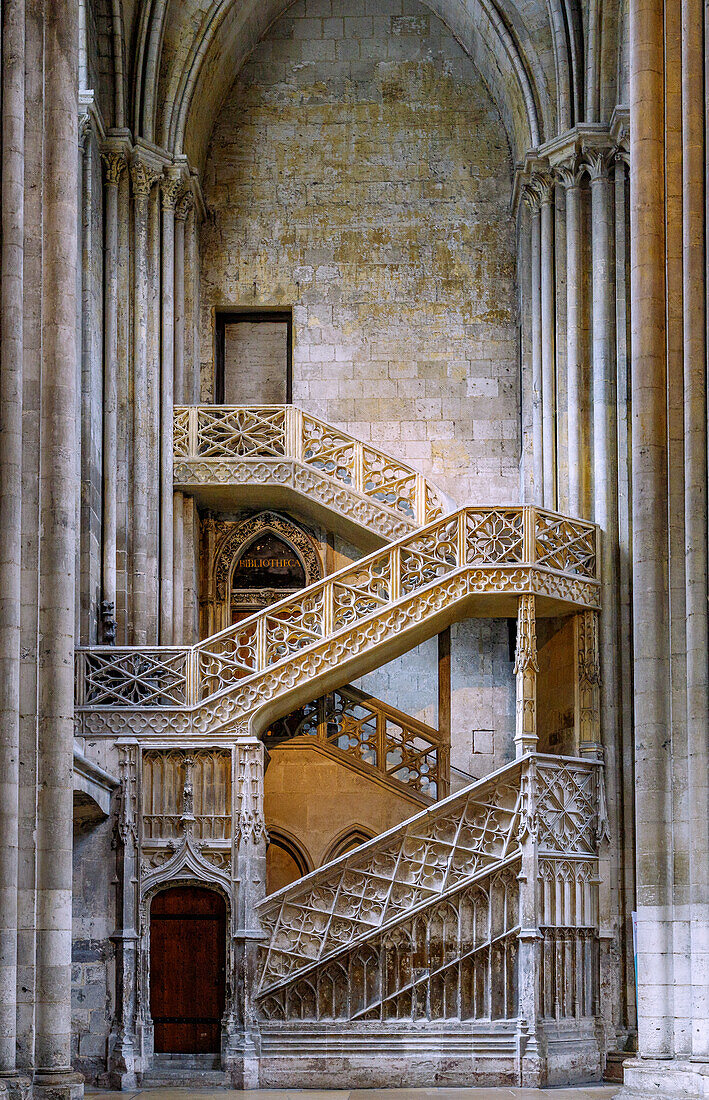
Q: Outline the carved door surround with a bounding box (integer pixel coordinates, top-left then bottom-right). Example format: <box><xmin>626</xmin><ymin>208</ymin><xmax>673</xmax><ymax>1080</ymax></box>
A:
<box><xmin>201</xmin><ymin>510</ymin><xmax>322</xmax><ymax>636</ymax></box>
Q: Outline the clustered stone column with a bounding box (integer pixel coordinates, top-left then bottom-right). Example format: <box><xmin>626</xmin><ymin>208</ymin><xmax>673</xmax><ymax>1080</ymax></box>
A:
<box><xmin>616</xmin><ymin>0</ymin><xmax>709</xmax><ymax>1085</ymax></box>
<box><xmin>100</xmin><ymin>151</ymin><xmax>126</xmax><ymax>642</ymax></box>
<box><xmin>0</xmin><ymin>0</ymin><xmax>26</xmax><ymax>1088</ymax></box>
<box><xmin>159</xmin><ymin>176</ymin><xmax>180</xmax><ymax>644</ymax></box>
<box><xmin>130</xmin><ymin>157</ymin><xmax>159</xmax><ymax>645</ymax></box>
<box><xmin>34</xmin><ymin>0</ymin><xmax>83</xmax><ymax>1094</ymax></box>
<box><xmin>518</xmin><ymin>127</ymin><xmax>633</xmax><ymax>1057</ymax></box>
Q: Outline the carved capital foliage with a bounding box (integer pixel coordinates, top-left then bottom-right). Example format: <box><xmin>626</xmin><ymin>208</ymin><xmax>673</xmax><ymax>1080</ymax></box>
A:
<box><xmin>522</xmin><ymin>180</ymin><xmax>542</xmax><ymax>212</ymax></box>
<box><xmin>102</xmin><ymin>151</ymin><xmax>127</xmax><ymax>188</ymax></box>
<box><xmin>175</xmin><ymin>190</ymin><xmax>194</xmax><ymax>222</ymax></box>
<box><xmin>160</xmin><ymin>175</ymin><xmax>181</xmax><ymax>211</ymax></box>
<box><xmin>554</xmin><ymin>159</ymin><xmax>582</xmax><ymax>190</ymax></box>
<box><xmin>533</xmin><ymin>170</ymin><xmax>555</xmax><ymax>204</ymax></box>
<box><xmin>582</xmin><ymin>146</ymin><xmax>614</xmax><ymax>182</ymax></box>
<box><xmin>130</xmin><ymin>158</ymin><xmax>159</xmax><ymax>199</ymax></box>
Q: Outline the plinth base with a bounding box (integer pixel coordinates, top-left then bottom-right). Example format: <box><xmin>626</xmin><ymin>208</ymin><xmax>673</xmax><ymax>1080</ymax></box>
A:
<box><xmin>33</xmin><ymin>1071</ymin><xmax>83</xmax><ymax>1100</ymax></box>
<box><xmin>616</xmin><ymin>1058</ymin><xmax>709</xmax><ymax>1099</ymax></box>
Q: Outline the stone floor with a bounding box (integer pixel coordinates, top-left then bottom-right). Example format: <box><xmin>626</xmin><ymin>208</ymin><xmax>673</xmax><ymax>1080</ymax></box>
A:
<box><xmin>87</xmin><ymin>1087</ymin><xmax>619</xmax><ymax>1099</ymax></box>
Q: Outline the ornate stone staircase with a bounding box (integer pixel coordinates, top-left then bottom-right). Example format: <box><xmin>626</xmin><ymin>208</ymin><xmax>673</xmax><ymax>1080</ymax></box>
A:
<box><xmin>74</xmin><ymin>406</ymin><xmax>608</xmax><ymax>1089</ymax></box>
<box><xmin>252</xmin><ymin>753</ymin><xmax>608</xmax><ymax>1086</ymax></box>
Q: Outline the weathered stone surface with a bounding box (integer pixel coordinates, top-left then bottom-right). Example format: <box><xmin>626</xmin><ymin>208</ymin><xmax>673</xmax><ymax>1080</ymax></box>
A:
<box><xmin>200</xmin><ymin>0</ymin><xmax>520</xmax><ymax>505</ymax></box>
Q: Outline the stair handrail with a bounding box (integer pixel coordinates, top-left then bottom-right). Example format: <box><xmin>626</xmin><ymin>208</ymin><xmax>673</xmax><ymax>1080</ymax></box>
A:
<box><xmin>75</xmin><ymin>505</ymin><xmax>599</xmax><ymax>720</ymax></box>
<box><xmin>174</xmin><ymin>403</ymin><xmax>449</xmax><ymax>527</ymax></box>
<box><xmin>267</xmin><ymin>681</ymin><xmax>449</xmax><ymax>798</ymax></box>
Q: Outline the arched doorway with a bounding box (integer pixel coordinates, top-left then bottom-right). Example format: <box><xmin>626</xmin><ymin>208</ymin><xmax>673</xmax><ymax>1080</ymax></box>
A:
<box><xmin>150</xmin><ymin>885</ymin><xmax>226</xmax><ymax>1053</ymax></box>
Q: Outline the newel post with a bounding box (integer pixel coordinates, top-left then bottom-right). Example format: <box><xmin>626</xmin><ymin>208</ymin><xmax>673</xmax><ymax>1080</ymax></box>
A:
<box><xmin>516</xmin><ymin>756</ymin><xmax>546</xmax><ymax>1085</ymax></box>
<box><xmin>233</xmin><ymin>735</ymin><xmax>268</xmax><ymax>1087</ymax></box>
<box><xmin>515</xmin><ymin>593</ymin><xmax>538</xmax><ymax>757</ymax></box>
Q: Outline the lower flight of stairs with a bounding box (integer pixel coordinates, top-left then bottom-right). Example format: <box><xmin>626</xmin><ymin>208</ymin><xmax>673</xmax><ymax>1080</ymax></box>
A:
<box><xmin>140</xmin><ymin>1053</ymin><xmax>229</xmax><ymax>1088</ymax></box>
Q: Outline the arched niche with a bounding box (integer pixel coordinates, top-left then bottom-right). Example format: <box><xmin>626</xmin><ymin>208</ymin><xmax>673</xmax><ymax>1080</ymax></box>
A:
<box><xmin>266</xmin><ymin>828</ymin><xmax>313</xmax><ymax>894</ymax></box>
<box><xmin>201</xmin><ymin>511</ymin><xmax>322</xmax><ymax>635</ymax></box>
<box><xmin>323</xmin><ymin>825</ymin><xmax>375</xmax><ymax>864</ymax></box>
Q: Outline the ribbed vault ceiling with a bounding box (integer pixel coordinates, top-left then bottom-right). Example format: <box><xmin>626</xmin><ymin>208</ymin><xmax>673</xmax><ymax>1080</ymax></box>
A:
<box><xmin>111</xmin><ymin>0</ymin><xmax>624</xmax><ymax>173</ymax></box>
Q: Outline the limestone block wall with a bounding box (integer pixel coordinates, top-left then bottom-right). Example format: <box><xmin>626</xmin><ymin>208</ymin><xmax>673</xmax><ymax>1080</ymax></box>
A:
<box><xmin>449</xmin><ymin>619</ymin><xmax>516</xmax><ymax>780</ymax></box>
<box><xmin>264</xmin><ymin>744</ymin><xmax>427</xmax><ymax>872</ymax></box>
<box><xmin>71</xmin><ymin>814</ymin><xmax>115</xmax><ymax>1085</ymax></box>
<box><xmin>200</xmin><ymin>0</ymin><xmax>520</xmax><ymax>505</ymax></box>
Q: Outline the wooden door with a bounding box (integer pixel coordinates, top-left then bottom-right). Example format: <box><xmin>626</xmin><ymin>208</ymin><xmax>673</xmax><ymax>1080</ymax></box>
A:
<box><xmin>150</xmin><ymin>885</ymin><xmax>226</xmax><ymax>1053</ymax></box>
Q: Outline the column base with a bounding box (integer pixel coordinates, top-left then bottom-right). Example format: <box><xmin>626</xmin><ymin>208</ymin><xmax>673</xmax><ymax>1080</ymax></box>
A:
<box><xmin>615</xmin><ymin>1058</ymin><xmax>709</xmax><ymax>1099</ymax></box>
<box><xmin>33</xmin><ymin>1071</ymin><xmax>83</xmax><ymax>1100</ymax></box>
<box><xmin>0</xmin><ymin>1076</ymin><xmax>32</xmax><ymax>1100</ymax></box>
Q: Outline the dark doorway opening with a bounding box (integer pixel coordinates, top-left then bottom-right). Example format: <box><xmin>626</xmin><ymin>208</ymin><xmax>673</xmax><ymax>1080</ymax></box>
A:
<box><xmin>150</xmin><ymin>885</ymin><xmax>226</xmax><ymax>1053</ymax></box>
<box><xmin>215</xmin><ymin>310</ymin><xmax>292</xmax><ymax>405</ymax></box>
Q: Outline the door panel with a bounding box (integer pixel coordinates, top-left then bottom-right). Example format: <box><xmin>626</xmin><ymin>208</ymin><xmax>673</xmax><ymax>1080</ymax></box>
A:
<box><xmin>150</xmin><ymin>885</ymin><xmax>226</xmax><ymax>1053</ymax></box>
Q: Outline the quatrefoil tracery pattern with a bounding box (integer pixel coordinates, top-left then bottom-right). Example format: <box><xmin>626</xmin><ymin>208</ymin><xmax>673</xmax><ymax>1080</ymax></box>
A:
<box><xmin>75</xmin><ymin>506</ymin><xmax>599</xmax><ymax>725</ymax></box>
<box><xmin>256</xmin><ymin>768</ymin><xmax>523</xmax><ymax>996</ymax></box>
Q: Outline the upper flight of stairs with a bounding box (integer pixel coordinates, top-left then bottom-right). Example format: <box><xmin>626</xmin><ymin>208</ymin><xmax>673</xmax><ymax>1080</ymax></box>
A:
<box><xmin>75</xmin><ymin>405</ymin><xmax>600</xmax><ymax>744</ymax></box>
<box><xmin>173</xmin><ymin>404</ymin><xmax>448</xmax><ymax>547</ymax></box>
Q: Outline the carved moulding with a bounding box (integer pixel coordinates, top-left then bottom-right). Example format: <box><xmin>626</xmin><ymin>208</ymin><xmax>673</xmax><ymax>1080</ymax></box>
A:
<box><xmin>175</xmin><ymin>457</ymin><xmax>418</xmax><ymax>542</ymax></box>
<box><xmin>212</xmin><ymin>510</ymin><xmax>322</xmax><ymax>603</ymax></box>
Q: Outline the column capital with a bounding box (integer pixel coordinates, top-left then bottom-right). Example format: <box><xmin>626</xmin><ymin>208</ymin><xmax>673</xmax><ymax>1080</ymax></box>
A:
<box><xmin>582</xmin><ymin>146</ymin><xmax>614</xmax><ymax>182</ymax></box>
<box><xmin>160</xmin><ymin>174</ymin><xmax>181</xmax><ymax>211</ymax></box>
<box><xmin>175</xmin><ymin>189</ymin><xmax>194</xmax><ymax>223</ymax></box>
<box><xmin>102</xmin><ymin>150</ymin><xmax>127</xmax><ymax>188</ymax></box>
<box><xmin>554</xmin><ymin>157</ymin><xmax>583</xmax><ymax>189</ymax></box>
<box><xmin>130</xmin><ymin>156</ymin><xmax>159</xmax><ymax>199</ymax></box>
<box><xmin>523</xmin><ymin>171</ymin><xmax>555</xmax><ymax>210</ymax></box>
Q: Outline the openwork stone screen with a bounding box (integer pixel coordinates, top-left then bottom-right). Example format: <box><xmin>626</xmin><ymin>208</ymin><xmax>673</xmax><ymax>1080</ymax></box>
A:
<box><xmin>75</xmin><ymin>506</ymin><xmax>599</xmax><ymax>741</ymax></box>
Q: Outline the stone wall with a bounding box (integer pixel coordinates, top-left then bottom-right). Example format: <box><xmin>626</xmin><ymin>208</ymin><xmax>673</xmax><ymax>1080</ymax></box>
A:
<box><xmin>71</xmin><ymin>811</ymin><xmax>115</xmax><ymax>1085</ymax></box>
<box><xmin>200</xmin><ymin>0</ymin><xmax>520</xmax><ymax>505</ymax></box>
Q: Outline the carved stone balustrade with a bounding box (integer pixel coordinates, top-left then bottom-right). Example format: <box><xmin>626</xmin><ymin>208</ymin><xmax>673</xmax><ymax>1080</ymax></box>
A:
<box><xmin>173</xmin><ymin>404</ymin><xmax>448</xmax><ymax>544</ymax></box>
<box><xmin>251</xmin><ymin>753</ymin><xmax>609</xmax><ymax>1087</ymax></box>
<box><xmin>75</xmin><ymin>505</ymin><xmax>600</xmax><ymax>744</ymax></box>
<box><xmin>266</xmin><ymin>682</ymin><xmax>450</xmax><ymax>800</ymax></box>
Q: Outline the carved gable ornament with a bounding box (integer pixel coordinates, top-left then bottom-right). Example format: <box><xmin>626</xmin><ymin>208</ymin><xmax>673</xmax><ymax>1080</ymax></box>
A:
<box><xmin>213</xmin><ymin>511</ymin><xmax>322</xmax><ymax>603</ymax></box>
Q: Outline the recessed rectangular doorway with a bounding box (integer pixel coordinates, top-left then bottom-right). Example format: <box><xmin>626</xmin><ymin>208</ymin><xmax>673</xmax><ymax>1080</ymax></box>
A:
<box><xmin>215</xmin><ymin>310</ymin><xmax>292</xmax><ymax>404</ymax></box>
